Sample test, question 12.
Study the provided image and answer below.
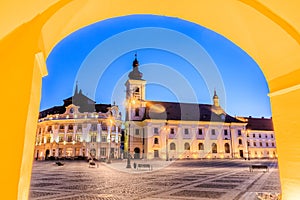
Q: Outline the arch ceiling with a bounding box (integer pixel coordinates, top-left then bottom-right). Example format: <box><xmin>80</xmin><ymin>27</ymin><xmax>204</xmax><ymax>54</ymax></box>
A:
<box><xmin>1</xmin><ymin>1</ymin><xmax>300</xmax><ymax>199</ymax></box>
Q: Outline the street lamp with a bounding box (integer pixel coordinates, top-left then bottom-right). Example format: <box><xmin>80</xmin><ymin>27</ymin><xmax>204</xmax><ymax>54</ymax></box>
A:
<box><xmin>126</xmin><ymin>124</ymin><xmax>131</xmax><ymax>168</ymax></box>
<box><xmin>107</xmin><ymin>117</ymin><xmax>114</xmax><ymax>164</ymax></box>
<box><xmin>164</xmin><ymin>121</ymin><xmax>169</xmax><ymax>161</ymax></box>
<box><xmin>125</xmin><ymin>97</ymin><xmax>137</xmax><ymax>168</ymax></box>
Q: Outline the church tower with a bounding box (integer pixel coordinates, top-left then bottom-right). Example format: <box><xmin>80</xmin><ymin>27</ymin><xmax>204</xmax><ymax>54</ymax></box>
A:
<box><xmin>125</xmin><ymin>54</ymin><xmax>146</xmax><ymax>121</ymax></box>
<box><xmin>213</xmin><ymin>89</ymin><xmax>220</xmax><ymax>107</ymax></box>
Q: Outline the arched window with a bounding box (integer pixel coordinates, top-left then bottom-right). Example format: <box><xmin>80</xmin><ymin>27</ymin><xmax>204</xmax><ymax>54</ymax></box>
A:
<box><xmin>224</xmin><ymin>143</ymin><xmax>230</xmax><ymax>153</ymax></box>
<box><xmin>239</xmin><ymin>139</ymin><xmax>243</xmax><ymax>145</ymax></box>
<box><xmin>184</xmin><ymin>142</ymin><xmax>190</xmax><ymax>150</ymax></box>
<box><xmin>154</xmin><ymin>138</ymin><xmax>159</xmax><ymax>144</ymax></box>
<box><xmin>212</xmin><ymin>143</ymin><xmax>217</xmax><ymax>153</ymax></box>
<box><xmin>198</xmin><ymin>143</ymin><xmax>204</xmax><ymax>150</ymax></box>
<box><xmin>170</xmin><ymin>142</ymin><xmax>176</xmax><ymax>150</ymax></box>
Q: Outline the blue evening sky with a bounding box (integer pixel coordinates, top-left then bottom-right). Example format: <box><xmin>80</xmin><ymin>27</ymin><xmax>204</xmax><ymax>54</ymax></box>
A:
<box><xmin>42</xmin><ymin>15</ymin><xmax>271</xmax><ymax>118</ymax></box>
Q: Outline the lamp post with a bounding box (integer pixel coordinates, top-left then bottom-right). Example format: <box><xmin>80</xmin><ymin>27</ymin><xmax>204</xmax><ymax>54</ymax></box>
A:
<box><xmin>164</xmin><ymin>121</ymin><xmax>169</xmax><ymax>161</ymax></box>
<box><xmin>126</xmin><ymin>124</ymin><xmax>131</xmax><ymax>168</ymax></box>
<box><xmin>107</xmin><ymin>117</ymin><xmax>114</xmax><ymax>164</ymax></box>
<box><xmin>126</xmin><ymin>97</ymin><xmax>137</xmax><ymax>168</ymax></box>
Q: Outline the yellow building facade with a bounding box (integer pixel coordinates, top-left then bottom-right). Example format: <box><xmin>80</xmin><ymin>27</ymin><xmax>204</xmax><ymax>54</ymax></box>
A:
<box><xmin>1</xmin><ymin>1</ymin><xmax>300</xmax><ymax>199</ymax></box>
<box><xmin>125</xmin><ymin>57</ymin><xmax>276</xmax><ymax>161</ymax></box>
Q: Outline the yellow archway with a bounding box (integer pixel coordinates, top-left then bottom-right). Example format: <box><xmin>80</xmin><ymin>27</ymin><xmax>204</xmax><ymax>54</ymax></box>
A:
<box><xmin>1</xmin><ymin>1</ymin><xmax>300</xmax><ymax>199</ymax></box>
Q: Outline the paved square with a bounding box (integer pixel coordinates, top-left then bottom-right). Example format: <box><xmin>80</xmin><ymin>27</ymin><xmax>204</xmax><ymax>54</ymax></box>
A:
<box><xmin>29</xmin><ymin>159</ymin><xmax>280</xmax><ymax>200</ymax></box>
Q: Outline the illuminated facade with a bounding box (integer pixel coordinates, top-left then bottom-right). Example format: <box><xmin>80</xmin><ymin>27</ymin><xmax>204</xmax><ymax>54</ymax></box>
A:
<box><xmin>125</xmin><ymin>56</ymin><xmax>276</xmax><ymax>160</ymax></box>
<box><xmin>243</xmin><ymin>117</ymin><xmax>277</xmax><ymax>159</ymax></box>
<box><xmin>34</xmin><ymin>89</ymin><xmax>122</xmax><ymax>161</ymax></box>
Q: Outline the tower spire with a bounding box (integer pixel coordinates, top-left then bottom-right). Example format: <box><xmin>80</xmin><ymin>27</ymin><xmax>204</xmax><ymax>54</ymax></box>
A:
<box><xmin>213</xmin><ymin>89</ymin><xmax>219</xmax><ymax>107</ymax></box>
<box><xmin>75</xmin><ymin>81</ymin><xmax>78</xmax><ymax>95</ymax></box>
<box><xmin>128</xmin><ymin>53</ymin><xmax>143</xmax><ymax>80</ymax></box>
<box><xmin>132</xmin><ymin>52</ymin><xmax>139</xmax><ymax>68</ymax></box>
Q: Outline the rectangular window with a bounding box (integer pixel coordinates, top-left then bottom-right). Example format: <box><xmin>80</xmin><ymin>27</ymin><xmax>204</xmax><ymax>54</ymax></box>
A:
<box><xmin>91</xmin><ymin>135</ymin><xmax>97</xmax><ymax>142</ymax></box>
<box><xmin>76</xmin><ymin>135</ymin><xmax>81</xmax><ymax>142</ymax></box>
<box><xmin>211</xmin><ymin>129</ymin><xmax>216</xmax><ymax>135</ymax></box>
<box><xmin>266</xmin><ymin>142</ymin><xmax>269</xmax><ymax>147</ymax></box>
<box><xmin>265</xmin><ymin>135</ymin><xmax>268</xmax><ymax>138</ymax></box>
<box><xmin>272</xmin><ymin>142</ymin><xmax>275</xmax><ymax>147</ymax></box>
<box><xmin>100</xmin><ymin>148</ymin><xmax>106</xmax><ymax>156</ymax></box>
<box><xmin>135</xmin><ymin>108</ymin><xmax>139</xmax><ymax>116</ymax></box>
<box><xmin>237</xmin><ymin>130</ymin><xmax>242</xmax><ymax>136</ymax></box>
<box><xmin>260</xmin><ymin>142</ymin><xmax>262</xmax><ymax>147</ymax></box>
<box><xmin>59</xmin><ymin>136</ymin><xmax>63</xmax><ymax>142</ymax></box>
<box><xmin>254</xmin><ymin>142</ymin><xmax>257</xmax><ymax>147</ymax></box>
<box><xmin>271</xmin><ymin>134</ymin><xmax>274</xmax><ymax>138</ymax></box>
<box><xmin>47</xmin><ymin>126</ymin><xmax>52</xmax><ymax>132</ymax></box>
<box><xmin>198</xmin><ymin>129</ymin><xmax>203</xmax><ymax>135</ymax></box>
<box><xmin>253</xmin><ymin>134</ymin><xmax>256</xmax><ymax>138</ymax></box>
<box><xmin>135</xmin><ymin>129</ymin><xmax>140</xmax><ymax>135</ymax></box>
<box><xmin>259</xmin><ymin>134</ymin><xmax>261</xmax><ymax>138</ymax></box>
<box><xmin>184</xmin><ymin>128</ymin><xmax>189</xmax><ymax>135</ymax></box>
<box><xmin>77</xmin><ymin>125</ymin><xmax>82</xmax><ymax>132</ymax></box>
<box><xmin>47</xmin><ymin>137</ymin><xmax>51</xmax><ymax>143</ymax></box>
<box><xmin>67</xmin><ymin>135</ymin><xmax>72</xmax><ymax>142</ymax></box>
<box><xmin>59</xmin><ymin>148</ymin><xmax>63</xmax><ymax>157</ymax></box>
<box><xmin>102</xmin><ymin>125</ymin><xmax>107</xmax><ymax>131</ymax></box>
<box><xmin>101</xmin><ymin>136</ymin><xmax>107</xmax><ymax>142</ymax></box>
<box><xmin>154</xmin><ymin>127</ymin><xmax>159</xmax><ymax>134</ymax></box>
<box><xmin>224</xmin><ymin>129</ymin><xmax>228</xmax><ymax>136</ymax></box>
<box><xmin>170</xmin><ymin>128</ymin><xmax>175</xmax><ymax>134</ymax></box>
<box><xmin>91</xmin><ymin>124</ymin><xmax>97</xmax><ymax>131</ymax></box>
<box><xmin>247</xmin><ymin>141</ymin><xmax>250</xmax><ymax>146</ymax></box>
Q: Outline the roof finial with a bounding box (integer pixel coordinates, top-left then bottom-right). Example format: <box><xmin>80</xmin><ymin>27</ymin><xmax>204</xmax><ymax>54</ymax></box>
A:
<box><xmin>132</xmin><ymin>52</ymin><xmax>139</xmax><ymax>67</ymax></box>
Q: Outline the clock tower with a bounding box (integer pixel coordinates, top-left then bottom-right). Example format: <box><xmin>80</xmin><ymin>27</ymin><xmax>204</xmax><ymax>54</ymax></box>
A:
<box><xmin>125</xmin><ymin>54</ymin><xmax>146</xmax><ymax>121</ymax></box>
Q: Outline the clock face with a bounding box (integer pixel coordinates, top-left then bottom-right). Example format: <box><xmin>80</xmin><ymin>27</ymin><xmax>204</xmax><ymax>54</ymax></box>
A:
<box><xmin>70</xmin><ymin>108</ymin><xmax>74</xmax><ymax>113</ymax></box>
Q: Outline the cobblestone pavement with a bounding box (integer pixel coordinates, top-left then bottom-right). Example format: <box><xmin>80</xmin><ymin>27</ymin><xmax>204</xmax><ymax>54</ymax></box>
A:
<box><xmin>29</xmin><ymin>159</ymin><xmax>280</xmax><ymax>200</ymax></box>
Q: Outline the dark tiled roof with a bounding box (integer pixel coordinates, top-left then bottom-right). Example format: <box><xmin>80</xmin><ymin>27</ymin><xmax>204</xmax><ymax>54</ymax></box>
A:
<box><xmin>142</xmin><ymin>101</ymin><xmax>243</xmax><ymax>123</ymax></box>
<box><xmin>39</xmin><ymin>93</ymin><xmax>111</xmax><ymax>118</ymax></box>
<box><xmin>39</xmin><ymin>106</ymin><xmax>66</xmax><ymax>118</ymax></box>
<box><xmin>245</xmin><ymin>117</ymin><xmax>274</xmax><ymax>131</ymax></box>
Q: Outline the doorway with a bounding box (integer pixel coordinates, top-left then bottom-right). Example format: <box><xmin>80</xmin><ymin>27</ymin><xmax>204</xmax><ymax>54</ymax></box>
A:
<box><xmin>239</xmin><ymin>150</ymin><xmax>244</xmax><ymax>158</ymax></box>
<box><xmin>134</xmin><ymin>147</ymin><xmax>140</xmax><ymax>159</ymax></box>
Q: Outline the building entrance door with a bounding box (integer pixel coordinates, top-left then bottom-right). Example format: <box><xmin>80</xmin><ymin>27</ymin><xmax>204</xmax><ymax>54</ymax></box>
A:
<box><xmin>239</xmin><ymin>150</ymin><xmax>244</xmax><ymax>158</ymax></box>
<box><xmin>45</xmin><ymin>149</ymin><xmax>50</xmax><ymax>160</ymax></box>
<box><xmin>134</xmin><ymin>147</ymin><xmax>140</xmax><ymax>159</ymax></box>
<box><xmin>154</xmin><ymin>150</ymin><xmax>159</xmax><ymax>158</ymax></box>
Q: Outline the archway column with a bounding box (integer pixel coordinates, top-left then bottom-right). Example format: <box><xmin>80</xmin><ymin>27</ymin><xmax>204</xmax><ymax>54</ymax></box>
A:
<box><xmin>270</xmin><ymin>84</ymin><xmax>300</xmax><ymax>200</ymax></box>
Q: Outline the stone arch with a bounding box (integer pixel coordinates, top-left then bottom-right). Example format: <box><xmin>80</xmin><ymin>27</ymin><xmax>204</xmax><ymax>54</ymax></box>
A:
<box><xmin>1</xmin><ymin>1</ymin><xmax>300</xmax><ymax>199</ymax></box>
<box><xmin>134</xmin><ymin>147</ymin><xmax>141</xmax><ymax>159</ymax></box>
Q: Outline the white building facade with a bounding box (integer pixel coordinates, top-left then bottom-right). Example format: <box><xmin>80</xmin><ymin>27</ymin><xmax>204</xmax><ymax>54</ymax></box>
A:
<box><xmin>124</xmin><ymin>55</ymin><xmax>260</xmax><ymax>160</ymax></box>
<box><xmin>35</xmin><ymin>90</ymin><xmax>122</xmax><ymax>161</ymax></box>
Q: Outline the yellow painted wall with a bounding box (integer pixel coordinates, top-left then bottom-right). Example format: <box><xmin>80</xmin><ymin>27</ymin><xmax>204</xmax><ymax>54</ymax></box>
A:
<box><xmin>1</xmin><ymin>0</ymin><xmax>300</xmax><ymax>199</ymax></box>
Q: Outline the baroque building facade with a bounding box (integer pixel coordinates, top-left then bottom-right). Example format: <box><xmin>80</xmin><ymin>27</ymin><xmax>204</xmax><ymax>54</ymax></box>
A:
<box><xmin>124</xmin><ymin>55</ymin><xmax>276</xmax><ymax>160</ymax></box>
<box><xmin>34</xmin><ymin>88</ymin><xmax>122</xmax><ymax>161</ymax></box>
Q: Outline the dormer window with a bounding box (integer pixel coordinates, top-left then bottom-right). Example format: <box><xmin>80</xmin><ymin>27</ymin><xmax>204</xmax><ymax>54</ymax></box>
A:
<box><xmin>135</xmin><ymin>108</ymin><xmax>139</xmax><ymax>116</ymax></box>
